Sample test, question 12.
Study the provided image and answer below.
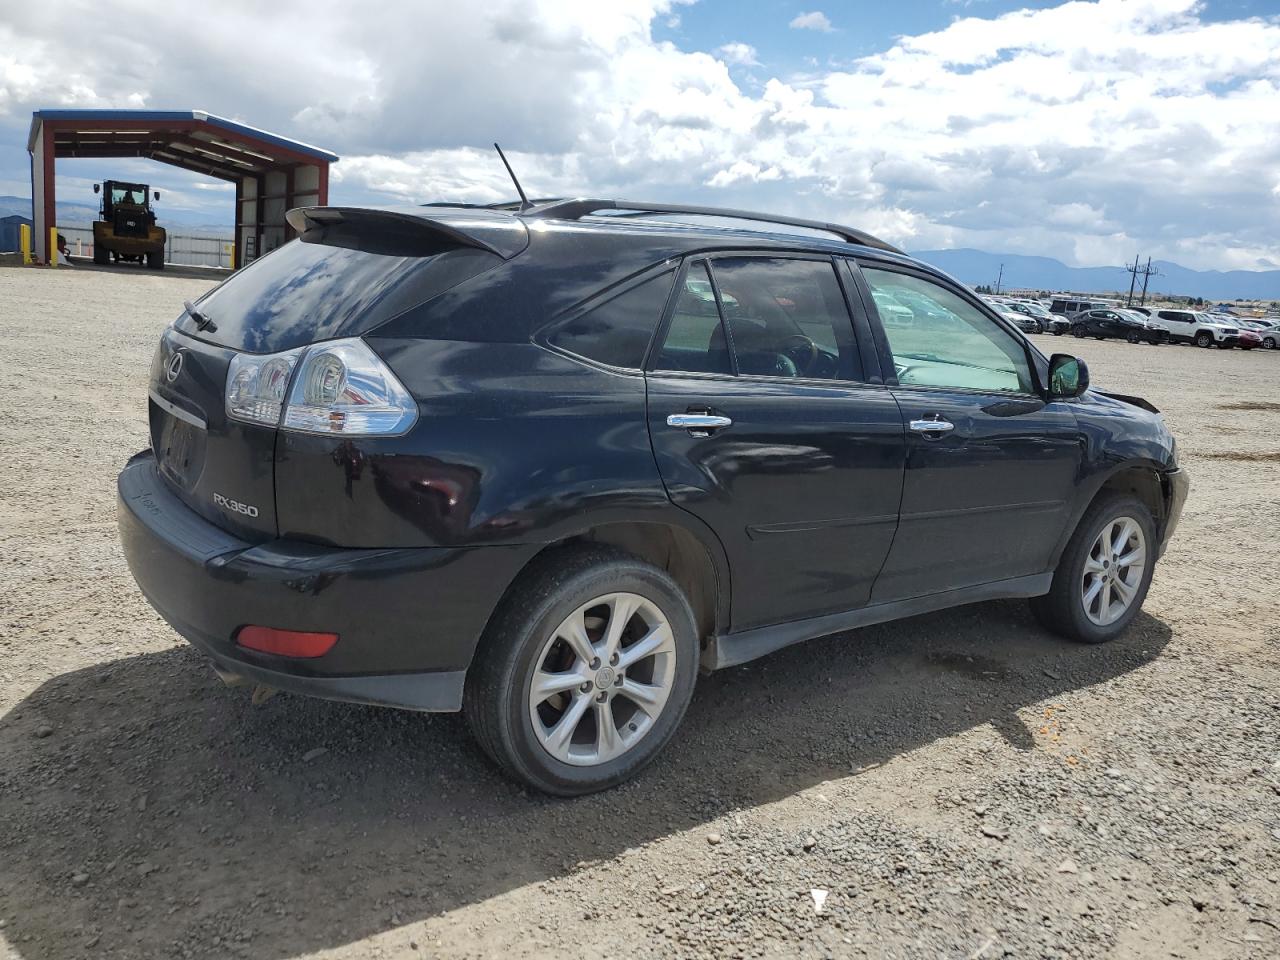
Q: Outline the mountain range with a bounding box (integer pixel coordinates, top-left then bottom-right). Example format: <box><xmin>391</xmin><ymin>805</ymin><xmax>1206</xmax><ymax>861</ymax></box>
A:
<box><xmin>910</xmin><ymin>248</ymin><xmax>1280</xmax><ymax>302</ymax></box>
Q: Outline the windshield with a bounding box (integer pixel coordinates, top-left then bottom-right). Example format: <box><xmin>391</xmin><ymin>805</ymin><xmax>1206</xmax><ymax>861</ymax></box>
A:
<box><xmin>110</xmin><ymin>185</ymin><xmax>147</xmax><ymax>206</ymax></box>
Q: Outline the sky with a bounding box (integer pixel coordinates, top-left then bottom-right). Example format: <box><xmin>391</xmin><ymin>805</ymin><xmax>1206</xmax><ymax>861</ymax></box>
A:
<box><xmin>2</xmin><ymin>0</ymin><xmax>1279</xmax><ymax>270</ymax></box>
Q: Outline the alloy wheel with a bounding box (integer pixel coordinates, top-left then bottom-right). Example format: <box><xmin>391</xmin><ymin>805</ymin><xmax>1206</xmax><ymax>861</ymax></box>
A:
<box><xmin>1081</xmin><ymin>517</ymin><xmax>1147</xmax><ymax>627</ymax></box>
<box><xmin>527</xmin><ymin>593</ymin><xmax>676</xmax><ymax>767</ymax></box>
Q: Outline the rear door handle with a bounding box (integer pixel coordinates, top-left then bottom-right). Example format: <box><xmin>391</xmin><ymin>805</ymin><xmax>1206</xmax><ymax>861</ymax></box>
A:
<box><xmin>909</xmin><ymin>417</ymin><xmax>955</xmax><ymax>435</ymax></box>
<box><xmin>667</xmin><ymin>413</ymin><xmax>732</xmax><ymax>436</ymax></box>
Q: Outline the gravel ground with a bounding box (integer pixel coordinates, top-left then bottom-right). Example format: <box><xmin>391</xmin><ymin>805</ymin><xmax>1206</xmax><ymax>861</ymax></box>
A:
<box><xmin>0</xmin><ymin>266</ymin><xmax>1277</xmax><ymax>960</ymax></box>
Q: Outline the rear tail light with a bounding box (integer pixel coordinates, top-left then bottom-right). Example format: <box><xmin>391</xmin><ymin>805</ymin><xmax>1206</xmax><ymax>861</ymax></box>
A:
<box><xmin>225</xmin><ymin>338</ymin><xmax>416</xmax><ymax>436</ymax></box>
<box><xmin>236</xmin><ymin>626</ymin><xmax>339</xmax><ymax>658</ymax></box>
<box><xmin>226</xmin><ymin>351</ymin><xmax>299</xmax><ymax>425</ymax></box>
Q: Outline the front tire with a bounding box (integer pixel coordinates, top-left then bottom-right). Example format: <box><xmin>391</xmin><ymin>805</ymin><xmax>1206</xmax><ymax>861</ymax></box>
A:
<box><xmin>1264</xmin><ymin>337</ymin><xmax>1276</xmax><ymax>350</ymax></box>
<box><xmin>464</xmin><ymin>546</ymin><xmax>699</xmax><ymax>795</ymax></box>
<box><xmin>1072</xmin><ymin>325</ymin><xmax>1086</xmax><ymax>338</ymax></box>
<box><xmin>1030</xmin><ymin>494</ymin><xmax>1156</xmax><ymax>644</ymax></box>
<box><xmin>1195</xmin><ymin>332</ymin><xmax>1213</xmax><ymax>347</ymax></box>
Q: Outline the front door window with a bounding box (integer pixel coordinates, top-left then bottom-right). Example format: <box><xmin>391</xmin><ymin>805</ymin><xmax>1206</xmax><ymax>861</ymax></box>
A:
<box><xmin>861</xmin><ymin>269</ymin><xmax>1033</xmax><ymax>393</ymax></box>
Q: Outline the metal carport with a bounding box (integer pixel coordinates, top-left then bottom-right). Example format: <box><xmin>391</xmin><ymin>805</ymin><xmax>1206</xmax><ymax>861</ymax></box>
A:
<box><xmin>27</xmin><ymin>109</ymin><xmax>338</xmax><ymax>267</ymax></box>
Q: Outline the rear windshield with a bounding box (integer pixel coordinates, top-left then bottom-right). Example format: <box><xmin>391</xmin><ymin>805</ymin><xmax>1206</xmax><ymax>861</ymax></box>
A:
<box><xmin>178</xmin><ymin>240</ymin><xmax>501</xmax><ymax>353</ymax></box>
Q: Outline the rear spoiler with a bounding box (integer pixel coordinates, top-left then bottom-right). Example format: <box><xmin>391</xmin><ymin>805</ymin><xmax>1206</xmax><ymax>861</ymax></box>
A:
<box><xmin>286</xmin><ymin>206</ymin><xmax>529</xmax><ymax>259</ymax></box>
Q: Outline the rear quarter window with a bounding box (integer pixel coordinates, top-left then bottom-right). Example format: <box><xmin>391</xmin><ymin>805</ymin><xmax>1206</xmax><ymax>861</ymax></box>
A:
<box><xmin>544</xmin><ymin>270</ymin><xmax>675</xmax><ymax>369</ymax></box>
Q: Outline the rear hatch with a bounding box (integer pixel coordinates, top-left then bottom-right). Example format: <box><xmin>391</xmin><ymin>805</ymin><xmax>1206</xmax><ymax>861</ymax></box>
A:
<box><xmin>148</xmin><ymin>328</ymin><xmax>279</xmax><ymax>541</ymax></box>
<box><xmin>146</xmin><ymin>206</ymin><xmax>522</xmax><ymax>539</ymax></box>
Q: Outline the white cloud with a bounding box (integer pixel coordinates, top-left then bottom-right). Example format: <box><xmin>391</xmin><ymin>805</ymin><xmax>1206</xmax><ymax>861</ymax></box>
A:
<box><xmin>716</xmin><ymin>42</ymin><xmax>760</xmax><ymax>66</ymax></box>
<box><xmin>3</xmin><ymin>0</ymin><xmax>1279</xmax><ymax>271</ymax></box>
<box><xmin>789</xmin><ymin>11</ymin><xmax>835</xmax><ymax>33</ymax></box>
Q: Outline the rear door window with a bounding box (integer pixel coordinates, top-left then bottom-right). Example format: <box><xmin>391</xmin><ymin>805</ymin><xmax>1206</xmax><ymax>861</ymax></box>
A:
<box><xmin>546</xmin><ymin>270</ymin><xmax>674</xmax><ymax>369</ymax></box>
<box><xmin>652</xmin><ymin>261</ymin><xmax>733</xmax><ymax>374</ymax></box>
<box><xmin>708</xmin><ymin>257</ymin><xmax>860</xmax><ymax>380</ymax></box>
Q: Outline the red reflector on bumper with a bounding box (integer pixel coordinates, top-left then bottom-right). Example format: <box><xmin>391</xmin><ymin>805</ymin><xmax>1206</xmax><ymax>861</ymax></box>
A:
<box><xmin>236</xmin><ymin>626</ymin><xmax>339</xmax><ymax>658</ymax></box>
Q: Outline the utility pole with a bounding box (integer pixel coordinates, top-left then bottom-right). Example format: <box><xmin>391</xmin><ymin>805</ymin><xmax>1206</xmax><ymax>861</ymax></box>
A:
<box><xmin>1124</xmin><ymin>255</ymin><xmax>1159</xmax><ymax>306</ymax></box>
<box><xmin>995</xmin><ymin>263</ymin><xmax>1003</xmax><ymax>295</ymax></box>
<box><xmin>1139</xmin><ymin>257</ymin><xmax>1158</xmax><ymax>305</ymax></box>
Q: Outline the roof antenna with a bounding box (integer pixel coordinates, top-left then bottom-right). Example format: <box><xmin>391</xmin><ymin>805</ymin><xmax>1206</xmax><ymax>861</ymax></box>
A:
<box><xmin>493</xmin><ymin>142</ymin><xmax>531</xmax><ymax>211</ymax></box>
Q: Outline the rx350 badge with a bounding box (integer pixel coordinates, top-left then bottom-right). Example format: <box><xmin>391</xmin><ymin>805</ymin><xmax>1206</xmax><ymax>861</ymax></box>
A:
<box><xmin>213</xmin><ymin>493</ymin><xmax>259</xmax><ymax>518</ymax></box>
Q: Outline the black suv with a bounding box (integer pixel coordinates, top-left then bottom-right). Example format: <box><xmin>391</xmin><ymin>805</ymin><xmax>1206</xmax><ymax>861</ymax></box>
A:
<box><xmin>118</xmin><ymin>199</ymin><xmax>1188</xmax><ymax>795</ymax></box>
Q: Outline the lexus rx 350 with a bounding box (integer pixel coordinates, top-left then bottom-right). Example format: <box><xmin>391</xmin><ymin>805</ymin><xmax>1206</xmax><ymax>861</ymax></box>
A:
<box><xmin>118</xmin><ymin>199</ymin><xmax>1188</xmax><ymax>794</ymax></box>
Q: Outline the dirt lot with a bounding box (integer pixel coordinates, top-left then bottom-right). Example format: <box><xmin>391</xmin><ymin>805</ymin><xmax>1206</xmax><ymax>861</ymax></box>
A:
<box><xmin>1</xmin><ymin>267</ymin><xmax>1277</xmax><ymax>960</ymax></box>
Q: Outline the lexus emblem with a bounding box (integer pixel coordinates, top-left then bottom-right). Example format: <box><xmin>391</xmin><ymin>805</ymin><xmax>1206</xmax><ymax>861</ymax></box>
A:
<box><xmin>165</xmin><ymin>351</ymin><xmax>184</xmax><ymax>383</ymax></box>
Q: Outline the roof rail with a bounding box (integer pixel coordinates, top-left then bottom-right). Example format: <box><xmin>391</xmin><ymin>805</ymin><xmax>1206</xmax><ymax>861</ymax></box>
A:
<box><xmin>524</xmin><ymin>198</ymin><xmax>903</xmax><ymax>254</ymax></box>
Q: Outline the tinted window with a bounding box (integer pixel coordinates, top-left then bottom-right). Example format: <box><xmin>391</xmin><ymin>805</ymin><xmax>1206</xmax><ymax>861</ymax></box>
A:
<box><xmin>653</xmin><ymin>262</ymin><xmax>733</xmax><ymax>374</ymax></box>
<box><xmin>709</xmin><ymin>257</ymin><xmax>859</xmax><ymax>380</ymax></box>
<box><xmin>546</xmin><ymin>270</ymin><xmax>674</xmax><ymax>368</ymax></box>
<box><xmin>182</xmin><ymin>240</ymin><xmax>501</xmax><ymax>353</ymax></box>
<box><xmin>862</xmin><ymin>268</ymin><xmax>1033</xmax><ymax>394</ymax></box>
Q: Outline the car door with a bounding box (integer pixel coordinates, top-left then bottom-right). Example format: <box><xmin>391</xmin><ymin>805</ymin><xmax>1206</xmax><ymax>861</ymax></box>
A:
<box><xmin>645</xmin><ymin>254</ymin><xmax>905</xmax><ymax>631</ymax></box>
<box><xmin>850</xmin><ymin>261</ymin><xmax>1084</xmax><ymax>603</ymax></box>
<box><xmin>1156</xmin><ymin>310</ymin><xmax>1191</xmax><ymax>341</ymax></box>
<box><xmin>1095</xmin><ymin>311</ymin><xmax>1122</xmax><ymax>336</ymax></box>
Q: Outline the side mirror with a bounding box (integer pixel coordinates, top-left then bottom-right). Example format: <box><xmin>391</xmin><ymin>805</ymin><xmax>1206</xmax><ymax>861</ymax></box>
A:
<box><xmin>1049</xmin><ymin>354</ymin><xmax>1089</xmax><ymax>399</ymax></box>
<box><xmin>93</xmin><ymin>184</ymin><xmax>100</xmax><ymax>194</ymax></box>
<box><xmin>154</xmin><ymin>191</ymin><xmax>160</xmax><ymax>201</ymax></box>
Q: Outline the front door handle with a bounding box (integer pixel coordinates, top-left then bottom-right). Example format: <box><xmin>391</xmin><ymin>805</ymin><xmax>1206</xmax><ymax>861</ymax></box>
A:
<box><xmin>909</xmin><ymin>417</ymin><xmax>955</xmax><ymax>435</ymax></box>
<box><xmin>667</xmin><ymin>413</ymin><xmax>732</xmax><ymax>436</ymax></box>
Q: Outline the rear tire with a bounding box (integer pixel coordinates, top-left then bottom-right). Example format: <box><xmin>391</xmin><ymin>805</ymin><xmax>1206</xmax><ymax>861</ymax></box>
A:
<box><xmin>1127</xmin><ymin>332</ymin><xmax>1140</xmax><ymax>344</ymax></box>
<box><xmin>1264</xmin><ymin>337</ymin><xmax>1276</xmax><ymax>350</ymax></box>
<box><xmin>464</xmin><ymin>546</ymin><xmax>699</xmax><ymax>796</ymax></box>
<box><xmin>1031</xmin><ymin>494</ymin><xmax>1156</xmax><ymax>644</ymax></box>
<box><xmin>147</xmin><ymin>251</ymin><xmax>163</xmax><ymax>270</ymax></box>
<box><xmin>93</xmin><ymin>245</ymin><xmax>108</xmax><ymax>265</ymax></box>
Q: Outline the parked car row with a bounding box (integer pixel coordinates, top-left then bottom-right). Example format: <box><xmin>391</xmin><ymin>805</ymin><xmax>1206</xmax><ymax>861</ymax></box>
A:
<box><xmin>981</xmin><ymin>295</ymin><xmax>1279</xmax><ymax>351</ymax></box>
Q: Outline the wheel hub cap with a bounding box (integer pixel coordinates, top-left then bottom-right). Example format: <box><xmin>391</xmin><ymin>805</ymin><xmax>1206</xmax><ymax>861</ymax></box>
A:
<box><xmin>527</xmin><ymin>592</ymin><xmax>677</xmax><ymax>767</ymax></box>
<box><xmin>1080</xmin><ymin>516</ymin><xmax>1147</xmax><ymax>626</ymax></box>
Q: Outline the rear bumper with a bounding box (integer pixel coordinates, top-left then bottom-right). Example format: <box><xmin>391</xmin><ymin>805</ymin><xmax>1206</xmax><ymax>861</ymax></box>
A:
<box><xmin>117</xmin><ymin>451</ymin><xmax>534</xmax><ymax>711</ymax></box>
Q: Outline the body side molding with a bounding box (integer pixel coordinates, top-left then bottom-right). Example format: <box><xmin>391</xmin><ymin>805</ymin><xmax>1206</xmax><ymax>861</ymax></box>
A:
<box><xmin>703</xmin><ymin>572</ymin><xmax>1053</xmax><ymax>671</ymax></box>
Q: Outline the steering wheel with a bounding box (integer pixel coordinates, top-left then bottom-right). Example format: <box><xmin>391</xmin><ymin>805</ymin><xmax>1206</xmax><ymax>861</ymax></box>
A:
<box><xmin>776</xmin><ymin>334</ymin><xmax>819</xmax><ymax>375</ymax></box>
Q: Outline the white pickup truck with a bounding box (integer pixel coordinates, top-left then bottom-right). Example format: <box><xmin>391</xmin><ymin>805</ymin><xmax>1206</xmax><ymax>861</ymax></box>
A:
<box><xmin>1145</xmin><ymin>309</ymin><xmax>1240</xmax><ymax>348</ymax></box>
